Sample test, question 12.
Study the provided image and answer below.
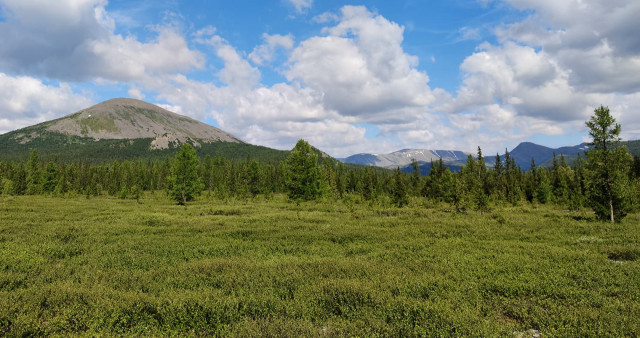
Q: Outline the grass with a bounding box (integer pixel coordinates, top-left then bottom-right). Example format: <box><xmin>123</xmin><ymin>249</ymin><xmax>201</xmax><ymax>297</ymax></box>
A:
<box><xmin>0</xmin><ymin>194</ymin><xmax>638</xmax><ymax>336</ymax></box>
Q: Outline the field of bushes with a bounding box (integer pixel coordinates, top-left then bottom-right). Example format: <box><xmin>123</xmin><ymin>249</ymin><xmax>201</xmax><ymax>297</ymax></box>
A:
<box><xmin>1</xmin><ymin>194</ymin><xmax>638</xmax><ymax>336</ymax></box>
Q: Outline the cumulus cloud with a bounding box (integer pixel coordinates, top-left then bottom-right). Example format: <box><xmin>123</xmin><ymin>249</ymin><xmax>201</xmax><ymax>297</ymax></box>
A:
<box><xmin>431</xmin><ymin>0</ymin><xmax>640</xmax><ymax>152</ymax></box>
<box><xmin>193</xmin><ymin>29</ymin><xmax>261</xmax><ymax>90</ymax></box>
<box><xmin>0</xmin><ymin>73</ymin><xmax>93</xmax><ymax>133</ymax></box>
<box><xmin>0</xmin><ymin>0</ymin><xmax>204</xmax><ymax>81</ymax></box>
<box><xmin>249</xmin><ymin>33</ymin><xmax>294</xmax><ymax>66</ymax></box>
<box><xmin>495</xmin><ymin>0</ymin><xmax>640</xmax><ymax>93</ymax></box>
<box><xmin>131</xmin><ymin>5</ymin><xmax>446</xmax><ymax>156</ymax></box>
<box><xmin>286</xmin><ymin>6</ymin><xmax>435</xmax><ymax>121</ymax></box>
<box><xmin>4</xmin><ymin>1</ymin><xmax>639</xmax><ymax>157</ymax></box>
<box><xmin>444</xmin><ymin>41</ymin><xmax>592</xmax><ymax>121</ymax></box>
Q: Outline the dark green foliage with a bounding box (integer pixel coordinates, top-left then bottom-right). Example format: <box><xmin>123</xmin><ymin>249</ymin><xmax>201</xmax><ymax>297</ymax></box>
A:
<box><xmin>632</xmin><ymin>156</ymin><xmax>640</xmax><ymax>180</ymax></box>
<box><xmin>536</xmin><ymin>170</ymin><xmax>552</xmax><ymax>204</ymax></box>
<box><xmin>283</xmin><ymin>140</ymin><xmax>325</xmax><ymax>201</ymax></box>
<box><xmin>247</xmin><ymin>160</ymin><xmax>262</xmax><ymax>197</ymax></box>
<box><xmin>391</xmin><ymin>167</ymin><xmax>409</xmax><ymax>207</ymax></box>
<box><xmin>10</xmin><ymin>164</ymin><xmax>27</xmax><ymax>195</ymax></box>
<box><xmin>54</xmin><ymin>165</ymin><xmax>70</xmax><ymax>196</ymax></box>
<box><xmin>0</xmin><ymin>129</ymin><xmax>289</xmax><ymax>164</ymax></box>
<box><xmin>25</xmin><ymin>150</ymin><xmax>42</xmax><ymax>195</ymax></box>
<box><xmin>584</xmin><ymin>105</ymin><xmax>632</xmax><ymax>223</ymax></box>
<box><xmin>168</xmin><ymin>144</ymin><xmax>204</xmax><ymax>205</ymax></box>
<box><xmin>410</xmin><ymin>158</ymin><xmax>422</xmax><ymax>196</ymax></box>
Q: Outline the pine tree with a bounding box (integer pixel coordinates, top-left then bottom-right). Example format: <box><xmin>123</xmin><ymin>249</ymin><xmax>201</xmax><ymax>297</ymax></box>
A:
<box><xmin>283</xmin><ymin>139</ymin><xmax>325</xmax><ymax>201</ymax></box>
<box><xmin>54</xmin><ymin>165</ymin><xmax>70</xmax><ymax>197</ymax></box>
<box><xmin>335</xmin><ymin>162</ymin><xmax>346</xmax><ymax>198</ymax></box>
<box><xmin>536</xmin><ymin>169</ymin><xmax>552</xmax><ymax>204</ymax></box>
<box><xmin>391</xmin><ymin>167</ymin><xmax>409</xmax><ymax>207</ymax></box>
<box><xmin>584</xmin><ymin>105</ymin><xmax>632</xmax><ymax>223</ymax></box>
<box><xmin>168</xmin><ymin>144</ymin><xmax>204</xmax><ymax>205</ymax></box>
<box><xmin>475</xmin><ymin>147</ymin><xmax>489</xmax><ymax>213</ymax></box>
<box><xmin>524</xmin><ymin>158</ymin><xmax>538</xmax><ymax>203</ymax></box>
<box><xmin>42</xmin><ymin>162</ymin><xmax>59</xmax><ymax>193</ymax></box>
<box><xmin>411</xmin><ymin>158</ymin><xmax>422</xmax><ymax>196</ymax></box>
<box><xmin>631</xmin><ymin>156</ymin><xmax>640</xmax><ymax>180</ymax></box>
<box><xmin>247</xmin><ymin>160</ymin><xmax>262</xmax><ymax>197</ymax></box>
<box><xmin>25</xmin><ymin>149</ymin><xmax>42</xmax><ymax>195</ymax></box>
<box><xmin>11</xmin><ymin>164</ymin><xmax>27</xmax><ymax>195</ymax></box>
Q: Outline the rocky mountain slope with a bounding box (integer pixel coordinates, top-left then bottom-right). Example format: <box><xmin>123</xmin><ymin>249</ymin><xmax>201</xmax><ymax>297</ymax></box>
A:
<box><xmin>10</xmin><ymin>98</ymin><xmax>242</xmax><ymax>150</ymax></box>
<box><xmin>0</xmin><ymin>98</ymin><xmax>288</xmax><ymax>163</ymax></box>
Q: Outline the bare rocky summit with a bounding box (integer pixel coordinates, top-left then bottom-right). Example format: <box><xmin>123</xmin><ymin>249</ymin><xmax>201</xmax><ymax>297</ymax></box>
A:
<box><xmin>19</xmin><ymin>98</ymin><xmax>243</xmax><ymax>149</ymax></box>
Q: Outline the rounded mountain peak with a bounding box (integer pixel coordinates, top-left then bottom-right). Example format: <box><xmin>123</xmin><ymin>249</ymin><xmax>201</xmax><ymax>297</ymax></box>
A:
<box><xmin>43</xmin><ymin>98</ymin><xmax>243</xmax><ymax>148</ymax></box>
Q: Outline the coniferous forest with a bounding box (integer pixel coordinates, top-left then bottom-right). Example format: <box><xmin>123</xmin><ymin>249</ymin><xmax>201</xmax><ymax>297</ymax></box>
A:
<box><xmin>3</xmin><ymin>132</ymin><xmax>640</xmax><ymax>220</ymax></box>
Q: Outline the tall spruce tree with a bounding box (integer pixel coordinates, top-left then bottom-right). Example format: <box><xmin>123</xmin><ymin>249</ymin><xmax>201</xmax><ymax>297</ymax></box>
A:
<box><xmin>411</xmin><ymin>158</ymin><xmax>422</xmax><ymax>196</ymax></box>
<box><xmin>584</xmin><ymin>105</ymin><xmax>632</xmax><ymax>223</ymax></box>
<box><xmin>391</xmin><ymin>167</ymin><xmax>409</xmax><ymax>207</ymax></box>
<box><xmin>283</xmin><ymin>139</ymin><xmax>325</xmax><ymax>201</ymax></box>
<box><xmin>42</xmin><ymin>162</ymin><xmax>59</xmax><ymax>193</ymax></box>
<box><xmin>169</xmin><ymin>143</ymin><xmax>204</xmax><ymax>205</ymax></box>
<box><xmin>25</xmin><ymin>149</ymin><xmax>42</xmax><ymax>195</ymax></box>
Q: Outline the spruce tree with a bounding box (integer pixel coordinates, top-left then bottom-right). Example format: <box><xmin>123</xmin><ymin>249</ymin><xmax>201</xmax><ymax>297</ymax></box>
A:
<box><xmin>536</xmin><ymin>169</ymin><xmax>552</xmax><ymax>204</ymax></box>
<box><xmin>283</xmin><ymin>139</ymin><xmax>325</xmax><ymax>201</ymax></box>
<box><xmin>25</xmin><ymin>150</ymin><xmax>42</xmax><ymax>195</ymax></box>
<box><xmin>42</xmin><ymin>162</ymin><xmax>59</xmax><ymax>193</ymax></box>
<box><xmin>11</xmin><ymin>164</ymin><xmax>27</xmax><ymax>195</ymax></box>
<box><xmin>584</xmin><ymin>105</ymin><xmax>632</xmax><ymax>223</ymax></box>
<box><xmin>391</xmin><ymin>167</ymin><xmax>409</xmax><ymax>207</ymax></box>
<box><xmin>335</xmin><ymin>162</ymin><xmax>346</xmax><ymax>198</ymax></box>
<box><xmin>411</xmin><ymin>158</ymin><xmax>422</xmax><ymax>196</ymax></box>
<box><xmin>169</xmin><ymin>144</ymin><xmax>204</xmax><ymax>205</ymax></box>
<box><xmin>475</xmin><ymin>147</ymin><xmax>489</xmax><ymax>212</ymax></box>
<box><xmin>247</xmin><ymin>160</ymin><xmax>262</xmax><ymax>197</ymax></box>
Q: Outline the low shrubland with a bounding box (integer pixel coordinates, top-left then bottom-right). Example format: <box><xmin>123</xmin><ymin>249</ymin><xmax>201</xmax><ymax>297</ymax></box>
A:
<box><xmin>0</xmin><ymin>194</ymin><xmax>638</xmax><ymax>336</ymax></box>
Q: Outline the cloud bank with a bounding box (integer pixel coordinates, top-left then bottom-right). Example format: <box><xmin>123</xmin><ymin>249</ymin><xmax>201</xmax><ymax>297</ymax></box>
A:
<box><xmin>1</xmin><ymin>0</ymin><xmax>639</xmax><ymax>156</ymax></box>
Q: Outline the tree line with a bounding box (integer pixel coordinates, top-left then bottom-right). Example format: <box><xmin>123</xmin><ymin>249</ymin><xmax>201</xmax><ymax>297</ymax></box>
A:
<box><xmin>1</xmin><ymin>106</ymin><xmax>639</xmax><ymax>222</ymax></box>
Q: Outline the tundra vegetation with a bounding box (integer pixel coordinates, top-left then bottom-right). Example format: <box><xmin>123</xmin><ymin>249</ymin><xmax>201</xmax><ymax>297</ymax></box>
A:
<box><xmin>0</xmin><ymin>108</ymin><xmax>639</xmax><ymax>335</ymax></box>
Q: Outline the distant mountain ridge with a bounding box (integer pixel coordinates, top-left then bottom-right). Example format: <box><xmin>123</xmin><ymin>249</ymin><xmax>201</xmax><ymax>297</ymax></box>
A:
<box><xmin>340</xmin><ymin>148</ymin><xmax>471</xmax><ymax>169</ymax></box>
<box><xmin>486</xmin><ymin>142</ymin><xmax>591</xmax><ymax>169</ymax></box>
<box><xmin>343</xmin><ymin>142</ymin><xmax>599</xmax><ymax>175</ymax></box>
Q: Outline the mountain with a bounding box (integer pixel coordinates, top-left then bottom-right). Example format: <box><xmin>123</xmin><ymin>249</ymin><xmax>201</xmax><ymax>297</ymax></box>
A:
<box><xmin>11</xmin><ymin>98</ymin><xmax>242</xmax><ymax>147</ymax></box>
<box><xmin>341</xmin><ymin>148</ymin><xmax>471</xmax><ymax>169</ymax></box>
<box><xmin>344</xmin><ymin>141</ymin><xmax>598</xmax><ymax>176</ymax></box>
<box><xmin>0</xmin><ymin>98</ymin><xmax>288</xmax><ymax>163</ymax></box>
<box><xmin>487</xmin><ymin>142</ymin><xmax>591</xmax><ymax>169</ymax></box>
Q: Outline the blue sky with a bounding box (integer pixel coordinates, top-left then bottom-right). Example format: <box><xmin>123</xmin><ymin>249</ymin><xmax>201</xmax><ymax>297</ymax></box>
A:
<box><xmin>1</xmin><ymin>0</ymin><xmax>639</xmax><ymax>157</ymax></box>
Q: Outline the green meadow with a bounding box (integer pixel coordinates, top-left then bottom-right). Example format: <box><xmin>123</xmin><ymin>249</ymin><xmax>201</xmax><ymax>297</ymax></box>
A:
<box><xmin>0</xmin><ymin>194</ymin><xmax>638</xmax><ymax>336</ymax></box>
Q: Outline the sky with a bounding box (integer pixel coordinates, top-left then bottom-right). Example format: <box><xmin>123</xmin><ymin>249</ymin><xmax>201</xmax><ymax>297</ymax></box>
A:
<box><xmin>0</xmin><ymin>0</ymin><xmax>639</xmax><ymax>157</ymax></box>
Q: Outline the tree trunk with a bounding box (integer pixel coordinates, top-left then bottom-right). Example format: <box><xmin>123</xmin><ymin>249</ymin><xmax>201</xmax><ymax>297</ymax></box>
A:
<box><xmin>609</xmin><ymin>197</ymin><xmax>615</xmax><ymax>223</ymax></box>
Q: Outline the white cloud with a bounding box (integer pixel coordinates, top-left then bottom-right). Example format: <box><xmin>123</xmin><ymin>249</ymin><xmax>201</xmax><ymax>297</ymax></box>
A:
<box><xmin>135</xmin><ymin>5</ymin><xmax>446</xmax><ymax>157</ymax></box>
<box><xmin>194</xmin><ymin>30</ymin><xmax>261</xmax><ymax>89</ymax></box>
<box><xmin>286</xmin><ymin>6</ymin><xmax>435</xmax><ymax>120</ymax></box>
<box><xmin>0</xmin><ymin>73</ymin><xmax>93</xmax><ymax>133</ymax></box>
<box><xmin>495</xmin><ymin>0</ymin><xmax>640</xmax><ymax>93</ymax></box>
<box><xmin>0</xmin><ymin>0</ymin><xmax>204</xmax><ymax>81</ymax></box>
<box><xmin>127</xmin><ymin>86</ymin><xmax>145</xmax><ymax>100</ymax></box>
<box><xmin>4</xmin><ymin>1</ymin><xmax>639</xmax><ymax>157</ymax></box>
<box><xmin>249</xmin><ymin>33</ymin><xmax>295</xmax><ymax>66</ymax></box>
<box><xmin>445</xmin><ymin>41</ymin><xmax>591</xmax><ymax>121</ymax></box>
